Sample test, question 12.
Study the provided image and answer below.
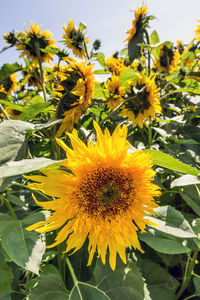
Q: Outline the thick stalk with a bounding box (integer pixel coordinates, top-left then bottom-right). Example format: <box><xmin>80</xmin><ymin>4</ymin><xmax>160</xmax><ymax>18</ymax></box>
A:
<box><xmin>0</xmin><ymin>103</ymin><xmax>10</xmax><ymax>119</ymax></box>
<box><xmin>144</xmin><ymin>29</ymin><xmax>151</xmax><ymax>76</ymax></box>
<box><xmin>176</xmin><ymin>248</ymin><xmax>199</xmax><ymax>299</ymax></box>
<box><xmin>34</xmin><ymin>41</ymin><xmax>47</xmax><ymax>102</ymax></box>
<box><xmin>65</xmin><ymin>256</ymin><xmax>79</xmax><ymax>286</ymax></box>
<box><xmin>3</xmin><ymin>196</ymin><xmax>17</xmax><ymax>219</ymax></box>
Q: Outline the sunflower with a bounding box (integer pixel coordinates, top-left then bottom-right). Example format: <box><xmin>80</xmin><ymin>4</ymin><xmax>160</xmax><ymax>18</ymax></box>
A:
<box><xmin>154</xmin><ymin>45</ymin><xmax>180</xmax><ymax>73</ymax></box>
<box><xmin>124</xmin><ymin>1</ymin><xmax>148</xmax><ymax>43</ymax></box>
<box><xmin>105</xmin><ymin>57</ymin><xmax>127</xmax><ymax>75</ymax></box>
<box><xmin>1</xmin><ymin>107</ymin><xmax>22</xmax><ymax>119</ymax></box>
<box><xmin>194</xmin><ymin>19</ymin><xmax>200</xmax><ymax>43</ymax></box>
<box><xmin>0</xmin><ymin>74</ymin><xmax>18</xmax><ymax>96</ymax></box>
<box><xmin>62</xmin><ymin>19</ymin><xmax>90</xmax><ymax>59</ymax></box>
<box><xmin>56</xmin><ymin>60</ymin><xmax>95</xmax><ymax>136</ymax></box>
<box><xmin>16</xmin><ymin>21</ymin><xmax>56</xmax><ymax>65</ymax></box>
<box><xmin>104</xmin><ymin>76</ymin><xmax>125</xmax><ymax>110</ymax></box>
<box><xmin>25</xmin><ymin>121</ymin><xmax>160</xmax><ymax>270</ymax></box>
<box><xmin>21</xmin><ymin>65</ymin><xmax>43</xmax><ymax>89</ymax></box>
<box><xmin>120</xmin><ymin>72</ymin><xmax>161</xmax><ymax>128</ymax></box>
<box><xmin>4</xmin><ymin>31</ymin><xmax>18</xmax><ymax>46</ymax></box>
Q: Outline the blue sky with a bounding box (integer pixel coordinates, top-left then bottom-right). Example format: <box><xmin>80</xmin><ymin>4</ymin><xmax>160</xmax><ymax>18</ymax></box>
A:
<box><xmin>1</xmin><ymin>0</ymin><xmax>200</xmax><ymax>66</ymax></box>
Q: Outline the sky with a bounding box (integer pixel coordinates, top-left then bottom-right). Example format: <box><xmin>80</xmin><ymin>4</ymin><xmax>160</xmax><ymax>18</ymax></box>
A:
<box><xmin>0</xmin><ymin>0</ymin><xmax>200</xmax><ymax>66</ymax></box>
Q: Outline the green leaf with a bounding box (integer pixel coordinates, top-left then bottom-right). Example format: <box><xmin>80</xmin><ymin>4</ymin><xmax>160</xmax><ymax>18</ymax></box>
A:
<box><xmin>0</xmin><ymin>99</ymin><xmax>23</xmax><ymax>111</ymax></box>
<box><xmin>79</xmin><ymin>22</ymin><xmax>87</xmax><ymax>31</ymax></box>
<box><xmin>92</xmin><ymin>261</ymin><xmax>151</xmax><ymax>300</ymax></box>
<box><xmin>139</xmin><ymin>230</ymin><xmax>191</xmax><ymax>254</ymax></box>
<box><xmin>171</xmin><ymin>175</ymin><xmax>200</xmax><ymax>187</ymax></box>
<box><xmin>29</xmin><ymin>265</ymin><xmax>69</xmax><ymax>300</ymax></box>
<box><xmin>119</xmin><ymin>68</ymin><xmax>136</xmax><ymax>87</ymax></box>
<box><xmin>0</xmin><ymin>63</ymin><xmax>21</xmax><ymax>83</ymax></box>
<box><xmin>31</xmin><ymin>95</ymin><xmax>44</xmax><ymax>103</ymax></box>
<box><xmin>93</xmin><ymin>83</ymin><xmax>105</xmax><ymax>98</ymax></box>
<box><xmin>148</xmin><ymin>205</ymin><xmax>196</xmax><ymax>238</ymax></box>
<box><xmin>0</xmin><ymin>157</ymin><xmax>61</xmax><ymax>178</ymax></box>
<box><xmin>95</xmin><ymin>53</ymin><xmax>106</xmax><ymax>68</ymax></box>
<box><xmin>144</xmin><ymin>149</ymin><xmax>199</xmax><ymax>176</ymax></box>
<box><xmin>150</xmin><ymin>30</ymin><xmax>160</xmax><ymax>45</ymax></box>
<box><xmin>0</xmin><ymin>120</ymin><xmax>34</xmax><ymax>165</ymax></box>
<box><xmin>70</xmin><ymin>282</ymin><xmax>110</xmax><ymax>300</ymax></box>
<box><xmin>20</xmin><ymin>102</ymin><xmax>53</xmax><ymax>121</ymax></box>
<box><xmin>180</xmin><ymin>185</ymin><xmax>200</xmax><ymax>216</ymax></box>
<box><xmin>0</xmin><ymin>256</ymin><xmax>13</xmax><ymax>298</ymax></box>
<box><xmin>138</xmin><ymin>259</ymin><xmax>179</xmax><ymax>300</ymax></box>
<box><xmin>128</xmin><ymin>31</ymin><xmax>144</xmax><ymax>63</ymax></box>
<box><xmin>0</xmin><ymin>219</ymin><xmax>45</xmax><ymax>274</ymax></box>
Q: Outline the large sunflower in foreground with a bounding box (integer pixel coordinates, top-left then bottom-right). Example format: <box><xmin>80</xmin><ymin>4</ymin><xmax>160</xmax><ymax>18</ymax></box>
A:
<box><xmin>26</xmin><ymin>121</ymin><xmax>160</xmax><ymax>270</ymax></box>
<box><xmin>154</xmin><ymin>45</ymin><xmax>180</xmax><ymax>73</ymax></box>
<box><xmin>120</xmin><ymin>72</ymin><xmax>161</xmax><ymax>128</ymax></box>
<box><xmin>0</xmin><ymin>74</ymin><xmax>18</xmax><ymax>96</ymax></box>
<box><xmin>56</xmin><ymin>60</ymin><xmax>95</xmax><ymax>136</ymax></box>
<box><xmin>124</xmin><ymin>1</ymin><xmax>148</xmax><ymax>43</ymax></box>
<box><xmin>16</xmin><ymin>21</ymin><xmax>56</xmax><ymax>65</ymax></box>
<box><xmin>62</xmin><ymin>19</ymin><xmax>90</xmax><ymax>59</ymax></box>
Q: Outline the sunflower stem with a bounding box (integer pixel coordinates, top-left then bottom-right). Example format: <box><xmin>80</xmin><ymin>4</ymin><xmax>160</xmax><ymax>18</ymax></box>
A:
<box><xmin>3</xmin><ymin>196</ymin><xmax>17</xmax><ymax>219</ymax></box>
<box><xmin>11</xmin><ymin>182</ymin><xmax>51</xmax><ymax>201</ymax></box>
<box><xmin>148</xmin><ymin>125</ymin><xmax>152</xmax><ymax>147</ymax></box>
<box><xmin>34</xmin><ymin>41</ymin><xmax>47</xmax><ymax>102</ymax></box>
<box><xmin>176</xmin><ymin>247</ymin><xmax>198</xmax><ymax>299</ymax></box>
<box><xmin>65</xmin><ymin>255</ymin><xmax>79</xmax><ymax>286</ymax></box>
<box><xmin>83</xmin><ymin>40</ymin><xmax>90</xmax><ymax>60</ymax></box>
<box><xmin>0</xmin><ymin>103</ymin><xmax>10</xmax><ymax>119</ymax></box>
<box><xmin>144</xmin><ymin>29</ymin><xmax>151</xmax><ymax>76</ymax></box>
<box><xmin>84</xmin><ymin>87</ymin><xmax>146</xmax><ymax>143</ymax></box>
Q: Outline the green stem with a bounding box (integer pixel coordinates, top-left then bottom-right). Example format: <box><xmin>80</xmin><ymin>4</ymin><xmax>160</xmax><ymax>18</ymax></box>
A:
<box><xmin>34</xmin><ymin>41</ymin><xmax>47</xmax><ymax>102</ymax></box>
<box><xmin>57</xmin><ymin>243</ymin><xmax>62</xmax><ymax>275</ymax></box>
<box><xmin>83</xmin><ymin>40</ymin><xmax>90</xmax><ymax>60</ymax></box>
<box><xmin>65</xmin><ymin>255</ymin><xmax>79</xmax><ymax>286</ymax></box>
<box><xmin>159</xmin><ymin>90</ymin><xmax>183</xmax><ymax>102</ymax></box>
<box><xmin>144</xmin><ymin>29</ymin><xmax>151</xmax><ymax>76</ymax></box>
<box><xmin>148</xmin><ymin>126</ymin><xmax>152</xmax><ymax>147</ymax></box>
<box><xmin>176</xmin><ymin>248</ymin><xmax>199</xmax><ymax>299</ymax></box>
<box><xmin>84</xmin><ymin>86</ymin><xmax>146</xmax><ymax>143</ymax></box>
<box><xmin>11</xmin><ymin>182</ymin><xmax>51</xmax><ymax>201</ymax></box>
<box><xmin>0</xmin><ymin>103</ymin><xmax>10</xmax><ymax>119</ymax></box>
<box><xmin>3</xmin><ymin>196</ymin><xmax>17</xmax><ymax>219</ymax></box>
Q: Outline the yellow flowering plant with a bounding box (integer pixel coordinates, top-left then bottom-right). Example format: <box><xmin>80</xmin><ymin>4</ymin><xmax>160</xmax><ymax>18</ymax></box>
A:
<box><xmin>0</xmin><ymin>2</ymin><xmax>200</xmax><ymax>300</ymax></box>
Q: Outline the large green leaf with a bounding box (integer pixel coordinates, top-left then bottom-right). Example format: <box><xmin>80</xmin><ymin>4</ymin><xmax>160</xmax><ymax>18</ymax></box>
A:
<box><xmin>0</xmin><ymin>217</ymin><xmax>45</xmax><ymax>274</ymax></box>
<box><xmin>128</xmin><ymin>31</ymin><xmax>144</xmax><ymax>62</ymax></box>
<box><xmin>92</xmin><ymin>261</ymin><xmax>151</xmax><ymax>300</ymax></box>
<box><xmin>139</xmin><ymin>230</ymin><xmax>191</xmax><ymax>254</ymax></box>
<box><xmin>171</xmin><ymin>175</ymin><xmax>200</xmax><ymax>187</ymax></box>
<box><xmin>29</xmin><ymin>265</ymin><xmax>69</xmax><ymax>300</ymax></box>
<box><xmin>0</xmin><ymin>63</ymin><xmax>21</xmax><ymax>83</ymax></box>
<box><xmin>138</xmin><ymin>259</ymin><xmax>179</xmax><ymax>300</ymax></box>
<box><xmin>0</xmin><ymin>256</ymin><xmax>13</xmax><ymax>298</ymax></box>
<box><xmin>180</xmin><ymin>185</ymin><xmax>200</xmax><ymax>217</ymax></box>
<box><xmin>20</xmin><ymin>102</ymin><xmax>53</xmax><ymax>121</ymax></box>
<box><xmin>144</xmin><ymin>149</ymin><xmax>199</xmax><ymax>176</ymax></box>
<box><xmin>70</xmin><ymin>282</ymin><xmax>110</xmax><ymax>300</ymax></box>
<box><xmin>0</xmin><ymin>120</ymin><xmax>34</xmax><ymax>165</ymax></box>
<box><xmin>148</xmin><ymin>205</ymin><xmax>196</xmax><ymax>238</ymax></box>
<box><xmin>0</xmin><ymin>157</ymin><xmax>61</xmax><ymax>178</ymax></box>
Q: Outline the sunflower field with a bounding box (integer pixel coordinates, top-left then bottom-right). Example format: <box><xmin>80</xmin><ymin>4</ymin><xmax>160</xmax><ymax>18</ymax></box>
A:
<box><xmin>1</xmin><ymin>2</ymin><xmax>200</xmax><ymax>300</ymax></box>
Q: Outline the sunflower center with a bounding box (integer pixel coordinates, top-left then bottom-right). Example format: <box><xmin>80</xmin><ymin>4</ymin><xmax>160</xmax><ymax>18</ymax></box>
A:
<box><xmin>3</xmin><ymin>77</ymin><xmax>13</xmax><ymax>92</ymax></box>
<box><xmin>125</xmin><ymin>85</ymin><xmax>150</xmax><ymax>117</ymax></box>
<box><xmin>160</xmin><ymin>46</ymin><xmax>174</xmax><ymax>68</ymax></box>
<box><xmin>75</xmin><ymin>167</ymin><xmax>135</xmax><ymax>218</ymax></box>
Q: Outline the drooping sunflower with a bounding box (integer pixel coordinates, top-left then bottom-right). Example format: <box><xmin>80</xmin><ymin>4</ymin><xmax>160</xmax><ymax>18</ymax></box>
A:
<box><xmin>105</xmin><ymin>56</ymin><xmax>127</xmax><ymax>75</ymax></box>
<box><xmin>62</xmin><ymin>19</ymin><xmax>90</xmax><ymax>59</ymax></box>
<box><xmin>120</xmin><ymin>72</ymin><xmax>161</xmax><ymax>128</ymax></box>
<box><xmin>55</xmin><ymin>60</ymin><xmax>95</xmax><ymax>136</ymax></box>
<box><xmin>21</xmin><ymin>65</ymin><xmax>43</xmax><ymax>89</ymax></box>
<box><xmin>16</xmin><ymin>21</ymin><xmax>56</xmax><ymax>65</ymax></box>
<box><xmin>154</xmin><ymin>45</ymin><xmax>180</xmax><ymax>73</ymax></box>
<box><xmin>4</xmin><ymin>31</ymin><xmax>18</xmax><ymax>46</ymax></box>
<box><xmin>124</xmin><ymin>1</ymin><xmax>148</xmax><ymax>43</ymax></box>
<box><xmin>104</xmin><ymin>76</ymin><xmax>125</xmax><ymax>110</ymax></box>
<box><xmin>194</xmin><ymin>19</ymin><xmax>200</xmax><ymax>43</ymax></box>
<box><xmin>25</xmin><ymin>121</ymin><xmax>160</xmax><ymax>270</ymax></box>
<box><xmin>0</xmin><ymin>74</ymin><xmax>18</xmax><ymax>96</ymax></box>
<box><xmin>1</xmin><ymin>107</ymin><xmax>22</xmax><ymax>119</ymax></box>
